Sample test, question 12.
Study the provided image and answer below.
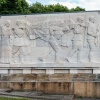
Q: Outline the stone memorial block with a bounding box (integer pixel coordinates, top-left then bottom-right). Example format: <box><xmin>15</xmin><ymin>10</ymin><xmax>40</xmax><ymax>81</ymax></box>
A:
<box><xmin>0</xmin><ymin>11</ymin><xmax>100</xmax><ymax>69</ymax></box>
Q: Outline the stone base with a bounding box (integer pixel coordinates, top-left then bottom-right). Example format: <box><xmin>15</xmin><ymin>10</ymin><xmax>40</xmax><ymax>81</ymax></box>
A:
<box><xmin>0</xmin><ymin>74</ymin><xmax>100</xmax><ymax>82</ymax></box>
<box><xmin>0</xmin><ymin>74</ymin><xmax>100</xmax><ymax>98</ymax></box>
<box><xmin>0</xmin><ymin>74</ymin><xmax>100</xmax><ymax>97</ymax></box>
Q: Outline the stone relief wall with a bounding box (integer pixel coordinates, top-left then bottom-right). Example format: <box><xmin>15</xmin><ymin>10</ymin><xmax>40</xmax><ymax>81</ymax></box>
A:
<box><xmin>0</xmin><ymin>12</ymin><xmax>100</xmax><ymax>67</ymax></box>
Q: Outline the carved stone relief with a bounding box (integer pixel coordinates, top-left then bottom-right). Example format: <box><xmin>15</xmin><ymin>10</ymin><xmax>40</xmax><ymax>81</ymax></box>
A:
<box><xmin>0</xmin><ymin>13</ymin><xmax>100</xmax><ymax>65</ymax></box>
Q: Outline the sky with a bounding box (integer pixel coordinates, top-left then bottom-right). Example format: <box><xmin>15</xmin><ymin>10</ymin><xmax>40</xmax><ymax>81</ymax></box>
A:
<box><xmin>26</xmin><ymin>0</ymin><xmax>100</xmax><ymax>11</ymax></box>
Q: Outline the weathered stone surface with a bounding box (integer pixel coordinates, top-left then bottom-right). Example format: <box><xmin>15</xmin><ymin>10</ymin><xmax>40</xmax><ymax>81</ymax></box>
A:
<box><xmin>0</xmin><ymin>74</ymin><xmax>100</xmax><ymax>82</ymax></box>
<box><xmin>36</xmin><ymin>82</ymin><xmax>73</xmax><ymax>95</ymax></box>
<box><xmin>10</xmin><ymin>74</ymin><xmax>37</xmax><ymax>81</ymax></box>
<box><xmin>0</xmin><ymin>82</ymin><xmax>100</xmax><ymax>98</ymax></box>
<box><xmin>49</xmin><ymin>74</ymin><xmax>73</xmax><ymax>81</ymax></box>
<box><xmin>74</xmin><ymin>82</ymin><xmax>100</xmax><ymax>98</ymax></box>
<box><xmin>37</xmin><ymin>74</ymin><xmax>49</xmax><ymax>81</ymax></box>
<box><xmin>0</xmin><ymin>83</ymin><xmax>9</xmax><ymax>89</ymax></box>
<box><xmin>73</xmin><ymin>74</ymin><xmax>97</xmax><ymax>81</ymax></box>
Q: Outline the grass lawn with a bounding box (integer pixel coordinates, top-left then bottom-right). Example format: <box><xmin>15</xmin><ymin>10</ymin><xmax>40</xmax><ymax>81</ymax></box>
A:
<box><xmin>0</xmin><ymin>97</ymin><xmax>30</xmax><ymax>100</ymax></box>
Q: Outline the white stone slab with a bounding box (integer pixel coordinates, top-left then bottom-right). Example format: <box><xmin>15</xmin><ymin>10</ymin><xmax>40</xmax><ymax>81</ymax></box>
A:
<box><xmin>93</xmin><ymin>69</ymin><xmax>100</xmax><ymax>74</ymax></box>
<box><xmin>0</xmin><ymin>64</ymin><xmax>9</xmax><ymax>67</ymax></box>
<box><xmin>9</xmin><ymin>70</ymin><xmax>23</xmax><ymax>74</ymax></box>
<box><xmin>23</xmin><ymin>69</ymin><xmax>31</xmax><ymax>74</ymax></box>
<box><xmin>32</xmin><ymin>69</ymin><xmax>46</xmax><ymax>74</ymax></box>
<box><xmin>0</xmin><ymin>11</ymin><xmax>100</xmax><ymax>74</ymax></box>
<box><xmin>78</xmin><ymin>70</ymin><xmax>92</xmax><ymax>74</ymax></box>
<box><xmin>46</xmin><ymin>69</ymin><xmax>54</xmax><ymax>74</ymax></box>
<box><xmin>70</xmin><ymin>70</ymin><xmax>78</xmax><ymax>74</ymax></box>
<box><xmin>0</xmin><ymin>70</ymin><xmax>8</xmax><ymax>74</ymax></box>
<box><xmin>55</xmin><ymin>70</ymin><xmax>69</xmax><ymax>73</ymax></box>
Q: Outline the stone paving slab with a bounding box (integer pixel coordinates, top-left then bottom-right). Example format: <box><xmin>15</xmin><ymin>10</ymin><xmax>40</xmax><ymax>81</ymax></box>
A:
<box><xmin>0</xmin><ymin>91</ymin><xmax>74</xmax><ymax>100</ymax></box>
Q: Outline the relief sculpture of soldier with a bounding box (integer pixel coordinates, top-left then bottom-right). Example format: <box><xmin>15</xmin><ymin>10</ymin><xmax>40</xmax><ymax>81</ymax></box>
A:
<box><xmin>61</xmin><ymin>19</ymin><xmax>72</xmax><ymax>48</ymax></box>
<box><xmin>86</xmin><ymin>16</ymin><xmax>99</xmax><ymax>62</ymax></box>
<box><xmin>0</xmin><ymin>20</ymin><xmax>12</xmax><ymax>64</ymax></box>
<box><xmin>12</xmin><ymin>20</ymin><xmax>32</xmax><ymax>63</ymax></box>
<box><xmin>33</xmin><ymin>20</ymin><xmax>70</xmax><ymax>63</ymax></box>
<box><xmin>61</xmin><ymin>19</ymin><xmax>74</xmax><ymax>53</ymax></box>
<box><xmin>33</xmin><ymin>21</ymin><xmax>63</xmax><ymax>63</ymax></box>
<box><xmin>47</xmin><ymin>24</ymin><xmax>70</xmax><ymax>63</ymax></box>
<box><xmin>68</xmin><ymin>16</ymin><xmax>86</xmax><ymax>62</ymax></box>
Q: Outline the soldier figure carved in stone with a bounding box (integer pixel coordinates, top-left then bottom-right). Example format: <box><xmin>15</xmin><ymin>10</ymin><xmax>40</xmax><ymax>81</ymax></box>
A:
<box><xmin>87</xmin><ymin>16</ymin><xmax>99</xmax><ymax>62</ymax></box>
<box><xmin>12</xmin><ymin>20</ymin><xmax>31</xmax><ymax>63</ymax></box>
<box><xmin>0</xmin><ymin>20</ymin><xmax>12</xmax><ymax>64</ymax></box>
<box><xmin>69</xmin><ymin>16</ymin><xmax>86</xmax><ymax>62</ymax></box>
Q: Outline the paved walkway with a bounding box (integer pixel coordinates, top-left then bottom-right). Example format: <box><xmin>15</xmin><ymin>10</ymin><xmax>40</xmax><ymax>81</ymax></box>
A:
<box><xmin>0</xmin><ymin>89</ymin><xmax>99</xmax><ymax>100</ymax></box>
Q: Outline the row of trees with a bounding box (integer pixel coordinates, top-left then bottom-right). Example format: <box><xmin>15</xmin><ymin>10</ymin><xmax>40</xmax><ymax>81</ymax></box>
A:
<box><xmin>0</xmin><ymin>0</ymin><xmax>85</xmax><ymax>14</ymax></box>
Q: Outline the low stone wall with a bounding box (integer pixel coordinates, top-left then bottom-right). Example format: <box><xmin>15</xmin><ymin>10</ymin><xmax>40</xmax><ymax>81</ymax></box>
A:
<box><xmin>0</xmin><ymin>74</ymin><xmax>100</xmax><ymax>81</ymax></box>
<box><xmin>0</xmin><ymin>82</ymin><xmax>100</xmax><ymax>98</ymax></box>
<box><xmin>74</xmin><ymin>82</ymin><xmax>100</xmax><ymax>98</ymax></box>
<box><xmin>0</xmin><ymin>74</ymin><xmax>100</xmax><ymax>98</ymax></box>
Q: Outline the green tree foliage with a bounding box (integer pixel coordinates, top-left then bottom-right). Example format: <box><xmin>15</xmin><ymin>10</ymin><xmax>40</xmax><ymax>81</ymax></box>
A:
<box><xmin>30</xmin><ymin>2</ymin><xmax>85</xmax><ymax>13</ymax></box>
<box><xmin>45</xmin><ymin>5</ymin><xmax>55</xmax><ymax>12</ymax></box>
<box><xmin>30</xmin><ymin>2</ymin><xmax>69</xmax><ymax>13</ymax></box>
<box><xmin>30</xmin><ymin>2</ymin><xmax>46</xmax><ymax>13</ymax></box>
<box><xmin>70</xmin><ymin>6</ymin><xmax>85</xmax><ymax>12</ymax></box>
<box><xmin>0</xmin><ymin>1</ymin><xmax>85</xmax><ymax>14</ymax></box>
<box><xmin>0</xmin><ymin>0</ymin><xmax>7</xmax><ymax>13</ymax></box>
<box><xmin>53</xmin><ymin>3</ymin><xmax>69</xmax><ymax>12</ymax></box>
<box><xmin>0</xmin><ymin>0</ymin><xmax>30</xmax><ymax>14</ymax></box>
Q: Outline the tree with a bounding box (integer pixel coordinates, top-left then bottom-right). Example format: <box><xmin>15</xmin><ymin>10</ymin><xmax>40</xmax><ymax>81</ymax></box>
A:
<box><xmin>16</xmin><ymin>0</ymin><xmax>30</xmax><ymax>14</ymax></box>
<box><xmin>70</xmin><ymin>6</ymin><xmax>85</xmax><ymax>12</ymax></box>
<box><xmin>54</xmin><ymin>3</ymin><xmax>69</xmax><ymax>12</ymax></box>
<box><xmin>30</xmin><ymin>3</ymin><xmax>69</xmax><ymax>13</ymax></box>
<box><xmin>0</xmin><ymin>0</ymin><xmax>7</xmax><ymax>14</ymax></box>
<box><xmin>0</xmin><ymin>0</ymin><xmax>30</xmax><ymax>14</ymax></box>
<box><xmin>0</xmin><ymin>1</ymin><xmax>85</xmax><ymax>14</ymax></box>
<box><xmin>44</xmin><ymin>5</ymin><xmax>55</xmax><ymax>12</ymax></box>
<box><xmin>30</xmin><ymin>2</ymin><xmax>46</xmax><ymax>13</ymax></box>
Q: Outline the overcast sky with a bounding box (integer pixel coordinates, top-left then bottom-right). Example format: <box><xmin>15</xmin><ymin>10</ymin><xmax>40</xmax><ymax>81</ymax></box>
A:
<box><xmin>26</xmin><ymin>0</ymin><xmax>100</xmax><ymax>11</ymax></box>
